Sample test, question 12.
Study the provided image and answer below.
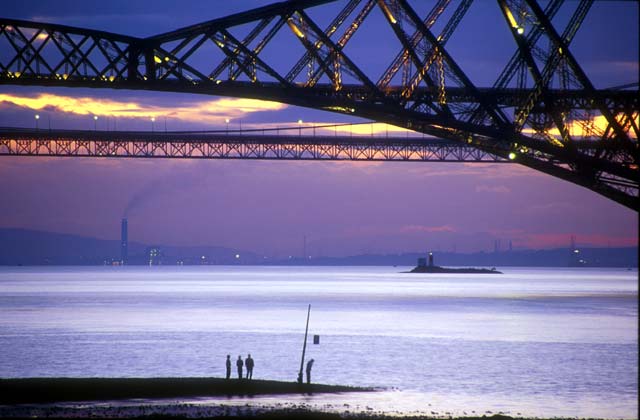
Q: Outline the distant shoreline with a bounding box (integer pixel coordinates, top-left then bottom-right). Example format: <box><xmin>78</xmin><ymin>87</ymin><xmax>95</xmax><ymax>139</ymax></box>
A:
<box><xmin>0</xmin><ymin>377</ymin><xmax>372</xmax><ymax>404</ymax></box>
<box><xmin>1</xmin><ymin>228</ymin><xmax>637</xmax><ymax>267</ymax></box>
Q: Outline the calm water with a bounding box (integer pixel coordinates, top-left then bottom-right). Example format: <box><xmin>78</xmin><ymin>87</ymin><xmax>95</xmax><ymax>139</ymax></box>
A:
<box><xmin>0</xmin><ymin>266</ymin><xmax>637</xmax><ymax>418</ymax></box>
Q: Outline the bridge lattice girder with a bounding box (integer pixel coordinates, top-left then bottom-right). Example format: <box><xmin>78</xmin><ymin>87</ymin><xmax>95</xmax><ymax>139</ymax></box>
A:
<box><xmin>0</xmin><ymin>128</ymin><xmax>507</xmax><ymax>162</ymax></box>
<box><xmin>0</xmin><ymin>0</ymin><xmax>638</xmax><ymax>209</ymax></box>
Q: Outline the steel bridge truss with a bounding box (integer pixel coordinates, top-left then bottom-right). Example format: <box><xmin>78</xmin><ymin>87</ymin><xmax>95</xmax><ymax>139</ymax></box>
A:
<box><xmin>0</xmin><ymin>129</ymin><xmax>505</xmax><ymax>162</ymax></box>
<box><xmin>0</xmin><ymin>0</ymin><xmax>638</xmax><ymax>209</ymax></box>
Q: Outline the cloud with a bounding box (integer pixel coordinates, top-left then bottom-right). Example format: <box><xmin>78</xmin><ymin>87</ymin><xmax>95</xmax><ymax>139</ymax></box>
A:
<box><xmin>400</xmin><ymin>224</ymin><xmax>456</xmax><ymax>233</ymax></box>
<box><xmin>516</xmin><ymin>233</ymin><xmax>637</xmax><ymax>249</ymax></box>
<box><xmin>341</xmin><ymin>224</ymin><xmax>458</xmax><ymax>239</ymax></box>
<box><xmin>0</xmin><ymin>93</ymin><xmax>287</xmax><ymax>124</ymax></box>
<box><xmin>588</xmin><ymin>60</ymin><xmax>640</xmax><ymax>77</ymax></box>
<box><xmin>522</xmin><ymin>113</ymin><xmax>639</xmax><ymax>140</ymax></box>
<box><xmin>475</xmin><ymin>185</ymin><xmax>510</xmax><ymax>194</ymax></box>
<box><xmin>523</xmin><ymin>201</ymin><xmax>576</xmax><ymax>214</ymax></box>
<box><xmin>404</xmin><ymin>163</ymin><xmax>540</xmax><ymax>179</ymax></box>
<box><xmin>0</xmin><ymin>91</ymin><xmax>440</xmax><ymax>138</ymax></box>
<box><xmin>0</xmin><ymin>93</ymin><xmax>434</xmax><ymax>140</ymax></box>
<box><xmin>321</xmin><ymin>122</ymin><xmax>411</xmax><ymax>136</ymax></box>
<box><xmin>486</xmin><ymin>228</ymin><xmax>637</xmax><ymax>249</ymax></box>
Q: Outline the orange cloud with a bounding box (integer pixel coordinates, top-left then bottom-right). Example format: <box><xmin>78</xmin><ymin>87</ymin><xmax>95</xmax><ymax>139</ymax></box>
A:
<box><xmin>326</xmin><ymin>122</ymin><xmax>412</xmax><ymax>136</ymax></box>
<box><xmin>0</xmin><ymin>93</ymin><xmax>287</xmax><ymax>124</ymax></box>
<box><xmin>488</xmin><ymin>228</ymin><xmax>638</xmax><ymax>249</ymax></box>
<box><xmin>523</xmin><ymin>113</ymin><xmax>639</xmax><ymax>140</ymax></box>
<box><xmin>235</xmin><ymin>121</ymin><xmax>417</xmax><ymax>138</ymax></box>
<box><xmin>0</xmin><ymin>92</ymin><xmax>424</xmax><ymax>137</ymax></box>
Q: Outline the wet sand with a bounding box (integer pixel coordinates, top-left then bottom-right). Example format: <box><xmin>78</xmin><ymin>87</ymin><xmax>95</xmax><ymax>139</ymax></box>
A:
<box><xmin>0</xmin><ymin>377</ymin><xmax>371</xmax><ymax>404</ymax></box>
<box><xmin>0</xmin><ymin>399</ymin><xmax>580</xmax><ymax>420</ymax></box>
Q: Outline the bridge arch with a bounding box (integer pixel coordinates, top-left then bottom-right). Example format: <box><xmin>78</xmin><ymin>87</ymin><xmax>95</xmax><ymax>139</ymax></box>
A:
<box><xmin>1</xmin><ymin>0</ymin><xmax>637</xmax><ymax>209</ymax></box>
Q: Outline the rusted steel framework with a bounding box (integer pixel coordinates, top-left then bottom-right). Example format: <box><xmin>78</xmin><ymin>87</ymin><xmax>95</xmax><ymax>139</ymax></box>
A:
<box><xmin>0</xmin><ymin>0</ymin><xmax>638</xmax><ymax>209</ymax></box>
<box><xmin>0</xmin><ymin>128</ymin><xmax>505</xmax><ymax>162</ymax></box>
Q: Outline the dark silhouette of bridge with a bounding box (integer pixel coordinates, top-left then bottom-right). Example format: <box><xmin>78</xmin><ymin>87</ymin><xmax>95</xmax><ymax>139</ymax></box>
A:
<box><xmin>0</xmin><ymin>0</ymin><xmax>637</xmax><ymax>209</ymax></box>
<box><xmin>0</xmin><ymin>125</ymin><xmax>506</xmax><ymax>162</ymax></box>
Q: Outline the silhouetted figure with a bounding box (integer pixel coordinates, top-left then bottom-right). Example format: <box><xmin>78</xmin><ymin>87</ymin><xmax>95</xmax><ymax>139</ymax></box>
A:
<box><xmin>305</xmin><ymin>359</ymin><xmax>314</xmax><ymax>384</ymax></box>
<box><xmin>246</xmin><ymin>354</ymin><xmax>254</xmax><ymax>380</ymax></box>
<box><xmin>236</xmin><ymin>355</ymin><xmax>243</xmax><ymax>379</ymax></box>
<box><xmin>225</xmin><ymin>355</ymin><xmax>231</xmax><ymax>379</ymax></box>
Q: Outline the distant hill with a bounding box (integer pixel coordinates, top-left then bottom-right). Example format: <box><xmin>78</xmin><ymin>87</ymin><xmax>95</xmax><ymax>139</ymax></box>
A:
<box><xmin>0</xmin><ymin>228</ymin><xmax>255</xmax><ymax>265</ymax></box>
<box><xmin>0</xmin><ymin>228</ymin><xmax>637</xmax><ymax>267</ymax></box>
<box><xmin>0</xmin><ymin>228</ymin><xmax>121</xmax><ymax>265</ymax></box>
<box><xmin>287</xmin><ymin>248</ymin><xmax>638</xmax><ymax>268</ymax></box>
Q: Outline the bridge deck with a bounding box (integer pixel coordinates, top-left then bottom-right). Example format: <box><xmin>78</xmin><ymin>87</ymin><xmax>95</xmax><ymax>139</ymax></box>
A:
<box><xmin>0</xmin><ymin>128</ymin><xmax>504</xmax><ymax>162</ymax></box>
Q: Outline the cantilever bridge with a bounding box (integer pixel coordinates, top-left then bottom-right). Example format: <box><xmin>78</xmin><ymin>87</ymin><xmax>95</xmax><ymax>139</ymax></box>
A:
<box><xmin>0</xmin><ymin>0</ymin><xmax>638</xmax><ymax>209</ymax></box>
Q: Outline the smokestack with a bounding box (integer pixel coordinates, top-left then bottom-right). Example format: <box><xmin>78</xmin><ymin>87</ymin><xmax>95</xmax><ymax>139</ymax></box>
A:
<box><xmin>121</xmin><ymin>218</ymin><xmax>128</xmax><ymax>265</ymax></box>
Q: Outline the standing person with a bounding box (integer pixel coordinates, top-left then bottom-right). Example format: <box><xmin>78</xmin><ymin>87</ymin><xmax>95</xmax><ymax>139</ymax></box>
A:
<box><xmin>225</xmin><ymin>355</ymin><xmax>231</xmax><ymax>379</ymax></box>
<box><xmin>246</xmin><ymin>354</ymin><xmax>254</xmax><ymax>380</ymax></box>
<box><xmin>305</xmin><ymin>359</ymin><xmax>314</xmax><ymax>384</ymax></box>
<box><xmin>236</xmin><ymin>355</ymin><xmax>243</xmax><ymax>379</ymax></box>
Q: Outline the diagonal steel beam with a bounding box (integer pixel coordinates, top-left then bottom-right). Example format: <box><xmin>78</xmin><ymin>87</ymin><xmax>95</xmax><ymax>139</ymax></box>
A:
<box><xmin>285</xmin><ymin>0</ymin><xmax>362</xmax><ymax>82</ymax></box>
<box><xmin>377</xmin><ymin>0</ymin><xmax>450</xmax><ymax>89</ymax></box>
<box><xmin>292</xmin><ymin>8</ymin><xmax>382</xmax><ymax>96</ymax></box>
<box><xmin>148</xmin><ymin>0</ymin><xmax>339</xmax><ymax>43</ymax></box>
<box><xmin>523</xmin><ymin>0</ymin><xmax>632</xmax><ymax>147</ymax></box>
<box><xmin>493</xmin><ymin>0</ymin><xmax>563</xmax><ymax>90</ymax></box>
<box><xmin>394</xmin><ymin>0</ymin><xmax>510</xmax><ymax>129</ymax></box>
<box><xmin>497</xmin><ymin>0</ymin><xmax>574</xmax><ymax>148</ymax></box>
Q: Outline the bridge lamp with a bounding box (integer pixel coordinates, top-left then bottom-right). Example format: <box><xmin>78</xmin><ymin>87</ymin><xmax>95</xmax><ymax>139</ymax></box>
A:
<box><xmin>298</xmin><ymin>119</ymin><xmax>303</xmax><ymax>136</ymax></box>
<box><xmin>225</xmin><ymin>118</ymin><xmax>230</xmax><ymax>133</ymax></box>
<box><xmin>516</xmin><ymin>26</ymin><xmax>525</xmax><ymax>35</ymax></box>
<box><xmin>508</xmin><ymin>152</ymin><xmax>517</xmax><ymax>160</ymax></box>
<box><xmin>35</xmin><ymin>114</ymin><xmax>40</xmax><ymax>129</ymax></box>
<box><xmin>93</xmin><ymin>115</ymin><xmax>98</xmax><ymax>130</ymax></box>
<box><xmin>151</xmin><ymin>116</ymin><xmax>156</xmax><ymax>132</ymax></box>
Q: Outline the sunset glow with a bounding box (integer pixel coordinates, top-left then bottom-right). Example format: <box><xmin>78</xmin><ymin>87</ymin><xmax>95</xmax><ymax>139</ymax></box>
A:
<box><xmin>524</xmin><ymin>113</ymin><xmax>639</xmax><ymax>140</ymax></box>
<box><xmin>0</xmin><ymin>93</ymin><xmax>287</xmax><ymax>124</ymax></box>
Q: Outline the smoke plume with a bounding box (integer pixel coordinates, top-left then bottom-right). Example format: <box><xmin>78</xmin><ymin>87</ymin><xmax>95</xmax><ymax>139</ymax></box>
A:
<box><xmin>122</xmin><ymin>180</ymin><xmax>164</xmax><ymax>218</ymax></box>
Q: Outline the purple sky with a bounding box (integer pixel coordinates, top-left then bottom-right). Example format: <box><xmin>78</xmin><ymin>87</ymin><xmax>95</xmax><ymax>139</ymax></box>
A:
<box><xmin>0</xmin><ymin>1</ymin><xmax>638</xmax><ymax>257</ymax></box>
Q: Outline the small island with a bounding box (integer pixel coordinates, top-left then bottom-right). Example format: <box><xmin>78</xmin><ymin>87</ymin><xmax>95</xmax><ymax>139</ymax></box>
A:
<box><xmin>408</xmin><ymin>252</ymin><xmax>502</xmax><ymax>274</ymax></box>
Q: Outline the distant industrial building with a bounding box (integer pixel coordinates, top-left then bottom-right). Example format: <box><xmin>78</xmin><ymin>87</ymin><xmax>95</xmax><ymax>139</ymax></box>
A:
<box><xmin>121</xmin><ymin>218</ymin><xmax>128</xmax><ymax>265</ymax></box>
<box><xmin>146</xmin><ymin>247</ymin><xmax>163</xmax><ymax>266</ymax></box>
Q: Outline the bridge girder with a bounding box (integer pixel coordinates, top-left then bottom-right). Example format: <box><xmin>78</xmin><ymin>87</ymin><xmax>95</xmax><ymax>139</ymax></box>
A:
<box><xmin>0</xmin><ymin>0</ymin><xmax>638</xmax><ymax>209</ymax></box>
<box><xmin>0</xmin><ymin>128</ymin><xmax>507</xmax><ymax>162</ymax></box>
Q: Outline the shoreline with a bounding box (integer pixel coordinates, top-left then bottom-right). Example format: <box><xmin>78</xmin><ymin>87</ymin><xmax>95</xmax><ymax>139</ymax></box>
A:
<box><xmin>0</xmin><ymin>377</ymin><xmax>372</xmax><ymax>404</ymax></box>
<box><xmin>0</xmin><ymin>400</ymin><xmax>624</xmax><ymax>420</ymax></box>
<box><xmin>0</xmin><ymin>379</ymin><xmax>630</xmax><ymax>420</ymax></box>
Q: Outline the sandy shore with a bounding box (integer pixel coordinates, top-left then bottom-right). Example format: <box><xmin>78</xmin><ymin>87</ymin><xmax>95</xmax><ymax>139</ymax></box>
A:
<box><xmin>0</xmin><ymin>377</ymin><xmax>372</xmax><ymax>404</ymax></box>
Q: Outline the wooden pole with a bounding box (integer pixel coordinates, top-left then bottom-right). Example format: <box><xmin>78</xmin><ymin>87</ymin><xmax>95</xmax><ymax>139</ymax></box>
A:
<box><xmin>297</xmin><ymin>304</ymin><xmax>311</xmax><ymax>383</ymax></box>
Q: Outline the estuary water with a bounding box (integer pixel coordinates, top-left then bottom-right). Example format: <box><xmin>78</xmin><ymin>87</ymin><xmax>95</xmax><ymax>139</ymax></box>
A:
<box><xmin>0</xmin><ymin>266</ymin><xmax>637</xmax><ymax>418</ymax></box>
